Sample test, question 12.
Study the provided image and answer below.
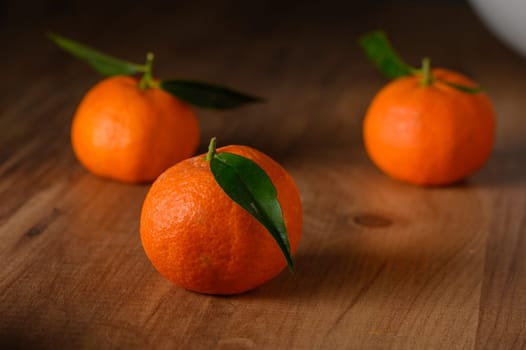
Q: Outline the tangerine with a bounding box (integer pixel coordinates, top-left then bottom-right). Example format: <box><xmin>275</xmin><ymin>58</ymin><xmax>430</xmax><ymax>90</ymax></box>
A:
<box><xmin>71</xmin><ymin>75</ymin><xmax>200</xmax><ymax>183</ymax></box>
<box><xmin>363</xmin><ymin>67</ymin><xmax>495</xmax><ymax>185</ymax></box>
<box><xmin>140</xmin><ymin>145</ymin><xmax>302</xmax><ymax>295</ymax></box>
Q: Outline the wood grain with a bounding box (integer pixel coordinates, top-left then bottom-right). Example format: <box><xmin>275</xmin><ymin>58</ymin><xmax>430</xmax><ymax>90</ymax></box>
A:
<box><xmin>1</xmin><ymin>1</ymin><xmax>526</xmax><ymax>349</ymax></box>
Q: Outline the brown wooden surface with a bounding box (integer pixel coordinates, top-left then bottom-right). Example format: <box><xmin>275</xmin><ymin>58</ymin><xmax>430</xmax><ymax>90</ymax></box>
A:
<box><xmin>1</xmin><ymin>1</ymin><xmax>526</xmax><ymax>349</ymax></box>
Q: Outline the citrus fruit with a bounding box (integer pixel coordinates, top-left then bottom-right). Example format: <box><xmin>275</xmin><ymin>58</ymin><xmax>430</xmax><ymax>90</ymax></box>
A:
<box><xmin>71</xmin><ymin>75</ymin><xmax>200</xmax><ymax>183</ymax></box>
<box><xmin>363</xmin><ymin>67</ymin><xmax>495</xmax><ymax>185</ymax></box>
<box><xmin>50</xmin><ymin>33</ymin><xmax>261</xmax><ymax>184</ymax></box>
<box><xmin>140</xmin><ymin>144</ymin><xmax>302</xmax><ymax>295</ymax></box>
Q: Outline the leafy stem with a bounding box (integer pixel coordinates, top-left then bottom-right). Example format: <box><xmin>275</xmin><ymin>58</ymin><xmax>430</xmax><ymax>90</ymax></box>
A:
<box><xmin>420</xmin><ymin>57</ymin><xmax>433</xmax><ymax>87</ymax></box>
<box><xmin>48</xmin><ymin>33</ymin><xmax>264</xmax><ymax>108</ymax></box>
<box><xmin>48</xmin><ymin>32</ymin><xmax>146</xmax><ymax>76</ymax></box>
<box><xmin>139</xmin><ymin>52</ymin><xmax>156</xmax><ymax>90</ymax></box>
<box><xmin>205</xmin><ymin>137</ymin><xmax>217</xmax><ymax>161</ymax></box>
<box><xmin>360</xmin><ymin>30</ymin><xmax>484</xmax><ymax>94</ymax></box>
<box><xmin>206</xmin><ymin>137</ymin><xmax>295</xmax><ymax>272</ymax></box>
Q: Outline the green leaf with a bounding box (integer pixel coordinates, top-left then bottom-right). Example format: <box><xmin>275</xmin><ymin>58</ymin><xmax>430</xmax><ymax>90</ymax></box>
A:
<box><xmin>160</xmin><ymin>80</ymin><xmax>263</xmax><ymax>109</ymax></box>
<box><xmin>359</xmin><ymin>30</ymin><xmax>415</xmax><ymax>79</ymax></box>
<box><xmin>48</xmin><ymin>32</ymin><xmax>145</xmax><ymax>76</ymax></box>
<box><xmin>209</xmin><ymin>150</ymin><xmax>294</xmax><ymax>271</ymax></box>
<box><xmin>440</xmin><ymin>80</ymin><xmax>484</xmax><ymax>94</ymax></box>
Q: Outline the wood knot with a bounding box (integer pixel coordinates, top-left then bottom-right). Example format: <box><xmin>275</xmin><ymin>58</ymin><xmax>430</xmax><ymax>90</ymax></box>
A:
<box><xmin>353</xmin><ymin>213</ymin><xmax>392</xmax><ymax>228</ymax></box>
<box><xmin>25</xmin><ymin>208</ymin><xmax>61</xmax><ymax>237</ymax></box>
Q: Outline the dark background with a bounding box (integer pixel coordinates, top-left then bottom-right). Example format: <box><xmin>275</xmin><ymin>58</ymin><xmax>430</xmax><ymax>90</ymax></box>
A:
<box><xmin>3</xmin><ymin>0</ymin><xmax>522</xmax><ymax>156</ymax></box>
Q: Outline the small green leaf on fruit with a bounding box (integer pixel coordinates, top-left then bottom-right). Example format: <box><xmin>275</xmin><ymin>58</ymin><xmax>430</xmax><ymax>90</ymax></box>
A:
<box><xmin>160</xmin><ymin>80</ymin><xmax>263</xmax><ymax>109</ymax></box>
<box><xmin>207</xmin><ymin>138</ymin><xmax>294</xmax><ymax>271</ymax></box>
<box><xmin>48</xmin><ymin>32</ymin><xmax>145</xmax><ymax>76</ymax></box>
<box><xmin>440</xmin><ymin>80</ymin><xmax>484</xmax><ymax>94</ymax></box>
<box><xmin>359</xmin><ymin>30</ymin><xmax>415</xmax><ymax>79</ymax></box>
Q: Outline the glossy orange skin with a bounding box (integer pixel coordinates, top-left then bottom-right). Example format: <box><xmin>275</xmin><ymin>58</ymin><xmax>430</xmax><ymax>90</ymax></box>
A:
<box><xmin>71</xmin><ymin>76</ymin><xmax>200</xmax><ymax>183</ymax></box>
<box><xmin>140</xmin><ymin>145</ymin><xmax>303</xmax><ymax>295</ymax></box>
<box><xmin>364</xmin><ymin>68</ymin><xmax>495</xmax><ymax>185</ymax></box>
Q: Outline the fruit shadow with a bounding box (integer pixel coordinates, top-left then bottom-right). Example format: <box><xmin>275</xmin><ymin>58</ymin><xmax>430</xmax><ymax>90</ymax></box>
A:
<box><xmin>244</xmin><ymin>174</ymin><xmax>486</xmax><ymax>302</ymax></box>
<box><xmin>247</xmin><ymin>248</ymin><xmax>399</xmax><ymax>302</ymax></box>
<box><xmin>249</xmin><ymin>227</ymin><xmax>479</xmax><ymax>303</ymax></box>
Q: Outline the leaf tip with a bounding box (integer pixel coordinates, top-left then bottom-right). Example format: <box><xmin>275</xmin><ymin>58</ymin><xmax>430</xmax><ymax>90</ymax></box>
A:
<box><xmin>287</xmin><ymin>260</ymin><xmax>295</xmax><ymax>273</ymax></box>
<box><xmin>359</xmin><ymin>29</ymin><xmax>415</xmax><ymax>80</ymax></box>
<box><xmin>252</xmin><ymin>96</ymin><xmax>267</xmax><ymax>104</ymax></box>
<box><xmin>359</xmin><ymin>29</ymin><xmax>386</xmax><ymax>46</ymax></box>
<box><xmin>47</xmin><ymin>31</ymin><xmax>60</xmax><ymax>43</ymax></box>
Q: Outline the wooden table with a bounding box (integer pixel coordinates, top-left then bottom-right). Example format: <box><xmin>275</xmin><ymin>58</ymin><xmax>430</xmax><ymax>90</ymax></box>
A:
<box><xmin>2</xmin><ymin>1</ymin><xmax>526</xmax><ymax>348</ymax></box>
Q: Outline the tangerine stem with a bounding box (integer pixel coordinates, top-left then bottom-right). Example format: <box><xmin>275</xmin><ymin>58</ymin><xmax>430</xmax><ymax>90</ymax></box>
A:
<box><xmin>206</xmin><ymin>137</ymin><xmax>217</xmax><ymax>161</ymax></box>
<box><xmin>421</xmin><ymin>57</ymin><xmax>433</xmax><ymax>87</ymax></box>
<box><xmin>139</xmin><ymin>52</ymin><xmax>155</xmax><ymax>90</ymax></box>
